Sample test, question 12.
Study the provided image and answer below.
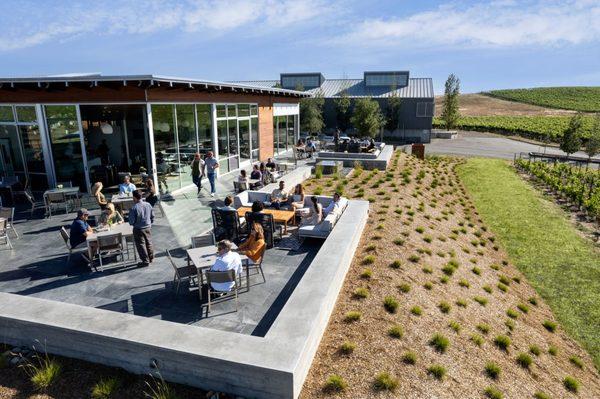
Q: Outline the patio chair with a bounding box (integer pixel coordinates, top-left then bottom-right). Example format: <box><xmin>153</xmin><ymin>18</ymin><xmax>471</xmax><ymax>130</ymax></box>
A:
<box><xmin>57</xmin><ymin>181</ymin><xmax>73</xmax><ymax>188</ymax></box>
<box><xmin>166</xmin><ymin>248</ymin><xmax>197</xmax><ymax>296</ymax></box>
<box><xmin>245</xmin><ymin>245</ymin><xmax>266</xmax><ymax>283</ymax></box>
<box><xmin>205</xmin><ymin>269</ymin><xmax>238</xmax><ymax>313</ymax></box>
<box><xmin>244</xmin><ymin>211</ymin><xmax>275</xmax><ymax>249</ymax></box>
<box><xmin>233</xmin><ymin>181</ymin><xmax>248</xmax><ymax>193</ymax></box>
<box><xmin>46</xmin><ymin>192</ymin><xmax>69</xmax><ymax>216</ymax></box>
<box><xmin>211</xmin><ymin>208</ymin><xmax>244</xmax><ymax>244</ymax></box>
<box><xmin>59</xmin><ymin>227</ymin><xmax>87</xmax><ymax>264</ymax></box>
<box><xmin>119</xmin><ymin>200</ymin><xmax>135</xmax><ymax>218</ymax></box>
<box><xmin>0</xmin><ymin>218</ymin><xmax>12</xmax><ymax>249</ymax></box>
<box><xmin>191</xmin><ymin>232</ymin><xmax>215</xmax><ymax>248</ymax></box>
<box><xmin>0</xmin><ymin>207</ymin><xmax>18</xmax><ymax>238</ymax></box>
<box><xmin>24</xmin><ymin>189</ymin><xmax>47</xmax><ymax>217</ymax></box>
<box><xmin>95</xmin><ymin>232</ymin><xmax>125</xmax><ymax>269</ymax></box>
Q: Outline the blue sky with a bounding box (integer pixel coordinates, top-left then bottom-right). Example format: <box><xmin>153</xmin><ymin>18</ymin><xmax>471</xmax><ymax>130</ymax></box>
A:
<box><xmin>0</xmin><ymin>0</ymin><xmax>599</xmax><ymax>94</ymax></box>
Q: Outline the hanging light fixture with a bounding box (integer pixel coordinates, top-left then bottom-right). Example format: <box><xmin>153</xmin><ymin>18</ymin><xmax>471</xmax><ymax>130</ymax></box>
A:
<box><xmin>100</xmin><ymin>122</ymin><xmax>113</xmax><ymax>134</ymax></box>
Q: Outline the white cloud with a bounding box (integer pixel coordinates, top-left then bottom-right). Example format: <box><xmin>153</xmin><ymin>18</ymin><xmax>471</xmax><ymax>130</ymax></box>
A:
<box><xmin>332</xmin><ymin>0</ymin><xmax>600</xmax><ymax>48</ymax></box>
<box><xmin>0</xmin><ymin>0</ymin><xmax>331</xmax><ymax>51</ymax></box>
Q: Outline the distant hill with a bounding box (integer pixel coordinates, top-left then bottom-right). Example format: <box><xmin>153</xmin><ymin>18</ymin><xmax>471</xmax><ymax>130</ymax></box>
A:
<box><xmin>484</xmin><ymin>87</ymin><xmax>600</xmax><ymax>112</ymax></box>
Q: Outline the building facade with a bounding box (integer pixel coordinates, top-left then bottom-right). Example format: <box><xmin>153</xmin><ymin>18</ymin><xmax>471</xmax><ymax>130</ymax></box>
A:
<box><xmin>0</xmin><ymin>75</ymin><xmax>306</xmax><ymax>195</ymax></box>
<box><xmin>239</xmin><ymin>70</ymin><xmax>435</xmax><ymax>143</ymax></box>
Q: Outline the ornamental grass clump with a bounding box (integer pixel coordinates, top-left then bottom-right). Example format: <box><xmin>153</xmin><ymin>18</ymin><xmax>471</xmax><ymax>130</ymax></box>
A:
<box><xmin>383</xmin><ymin>296</ymin><xmax>399</xmax><ymax>313</ymax></box>
<box><xmin>474</xmin><ymin>296</ymin><xmax>488</xmax><ymax>306</ymax></box>
<box><xmin>543</xmin><ymin>320</ymin><xmax>557</xmax><ymax>332</ymax></box>
<box><xmin>427</xmin><ymin>364</ymin><xmax>447</xmax><ymax>380</ymax></box>
<box><xmin>494</xmin><ymin>335</ymin><xmax>511</xmax><ymax>351</ymax></box>
<box><xmin>471</xmin><ymin>334</ymin><xmax>484</xmax><ymax>347</ymax></box>
<box><xmin>362</xmin><ymin>255</ymin><xmax>376</xmax><ymax>265</ymax></box>
<box><xmin>360</xmin><ymin>268</ymin><xmax>372</xmax><ymax>279</ymax></box>
<box><xmin>529</xmin><ymin>345</ymin><xmax>541</xmax><ymax>356</ymax></box>
<box><xmin>438</xmin><ymin>301</ymin><xmax>451</xmax><ymax>314</ymax></box>
<box><xmin>563</xmin><ymin>376</ymin><xmax>579</xmax><ymax>393</ymax></box>
<box><xmin>534</xmin><ymin>392</ymin><xmax>550</xmax><ymax>399</ymax></box>
<box><xmin>388</xmin><ymin>325</ymin><xmax>404</xmax><ymax>339</ymax></box>
<box><xmin>373</xmin><ymin>372</ymin><xmax>398</xmax><ymax>391</ymax></box>
<box><xmin>390</xmin><ymin>260</ymin><xmax>402</xmax><ymax>269</ymax></box>
<box><xmin>324</xmin><ymin>374</ymin><xmax>347</xmax><ymax>393</ymax></box>
<box><xmin>516</xmin><ymin>353</ymin><xmax>533</xmax><ymax>369</ymax></box>
<box><xmin>398</xmin><ymin>283</ymin><xmax>411</xmax><ymax>293</ymax></box>
<box><xmin>448</xmin><ymin>320</ymin><xmax>461</xmax><ymax>333</ymax></box>
<box><xmin>353</xmin><ymin>287</ymin><xmax>369</xmax><ymax>299</ymax></box>
<box><xmin>429</xmin><ymin>333</ymin><xmax>450</xmax><ymax>353</ymax></box>
<box><xmin>569</xmin><ymin>355</ymin><xmax>584</xmax><ymax>369</ymax></box>
<box><xmin>344</xmin><ymin>311</ymin><xmax>361</xmax><ymax>322</ymax></box>
<box><xmin>92</xmin><ymin>377</ymin><xmax>121</xmax><ymax>399</ymax></box>
<box><xmin>408</xmin><ymin>254</ymin><xmax>420</xmax><ymax>263</ymax></box>
<box><xmin>484</xmin><ymin>362</ymin><xmax>501</xmax><ymax>380</ymax></box>
<box><xmin>411</xmin><ymin>306</ymin><xmax>423</xmax><ymax>316</ymax></box>
<box><xmin>22</xmin><ymin>350</ymin><xmax>62</xmax><ymax>391</ymax></box>
<box><xmin>484</xmin><ymin>386</ymin><xmax>504</xmax><ymax>399</ymax></box>
<box><xmin>506</xmin><ymin>309</ymin><xmax>519</xmax><ymax>319</ymax></box>
<box><xmin>340</xmin><ymin>341</ymin><xmax>356</xmax><ymax>354</ymax></box>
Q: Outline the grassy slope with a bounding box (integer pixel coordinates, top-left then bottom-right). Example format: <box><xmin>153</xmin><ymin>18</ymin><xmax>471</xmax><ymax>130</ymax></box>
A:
<box><xmin>458</xmin><ymin>158</ymin><xmax>600</xmax><ymax>369</ymax></box>
<box><xmin>486</xmin><ymin>87</ymin><xmax>600</xmax><ymax>112</ymax></box>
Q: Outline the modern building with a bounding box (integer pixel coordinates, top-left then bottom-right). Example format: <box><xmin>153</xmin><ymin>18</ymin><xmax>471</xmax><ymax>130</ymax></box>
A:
<box><xmin>0</xmin><ymin>74</ymin><xmax>307</xmax><ymax>195</ymax></box>
<box><xmin>239</xmin><ymin>70</ymin><xmax>435</xmax><ymax>143</ymax></box>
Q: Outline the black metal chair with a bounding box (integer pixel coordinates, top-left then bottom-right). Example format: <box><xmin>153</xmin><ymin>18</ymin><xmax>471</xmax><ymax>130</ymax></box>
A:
<box><xmin>244</xmin><ymin>211</ymin><xmax>275</xmax><ymax>249</ymax></box>
<box><xmin>211</xmin><ymin>208</ymin><xmax>244</xmax><ymax>244</ymax></box>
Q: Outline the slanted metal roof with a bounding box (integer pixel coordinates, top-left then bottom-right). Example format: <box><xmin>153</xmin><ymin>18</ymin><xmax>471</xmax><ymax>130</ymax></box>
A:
<box><xmin>234</xmin><ymin>78</ymin><xmax>434</xmax><ymax>99</ymax></box>
<box><xmin>0</xmin><ymin>74</ymin><xmax>309</xmax><ymax>97</ymax></box>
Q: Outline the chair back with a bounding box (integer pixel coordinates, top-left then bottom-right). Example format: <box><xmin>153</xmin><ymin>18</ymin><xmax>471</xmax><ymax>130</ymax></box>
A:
<box><xmin>24</xmin><ymin>189</ymin><xmax>36</xmax><ymax>205</ymax></box>
<box><xmin>0</xmin><ymin>207</ymin><xmax>13</xmax><ymax>222</ymax></box>
<box><xmin>0</xmin><ymin>218</ymin><xmax>6</xmax><ymax>234</ymax></box>
<box><xmin>211</xmin><ymin>208</ymin><xmax>242</xmax><ymax>243</ymax></box>
<box><xmin>206</xmin><ymin>269</ymin><xmax>236</xmax><ymax>285</ymax></box>
<box><xmin>119</xmin><ymin>200</ymin><xmax>135</xmax><ymax>213</ymax></box>
<box><xmin>244</xmin><ymin>211</ymin><xmax>275</xmax><ymax>249</ymax></box>
<box><xmin>46</xmin><ymin>191</ymin><xmax>66</xmax><ymax>204</ymax></box>
<box><xmin>97</xmin><ymin>233</ymin><xmax>123</xmax><ymax>251</ymax></box>
<box><xmin>165</xmin><ymin>249</ymin><xmax>182</xmax><ymax>278</ymax></box>
<box><xmin>59</xmin><ymin>227</ymin><xmax>70</xmax><ymax>249</ymax></box>
<box><xmin>191</xmin><ymin>233</ymin><xmax>215</xmax><ymax>248</ymax></box>
<box><xmin>57</xmin><ymin>181</ymin><xmax>73</xmax><ymax>188</ymax></box>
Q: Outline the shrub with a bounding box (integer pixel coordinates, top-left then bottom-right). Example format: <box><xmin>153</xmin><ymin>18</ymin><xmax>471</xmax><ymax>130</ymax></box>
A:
<box><xmin>144</xmin><ymin>373</ymin><xmax>178</xmax><ymax>399</ymax></box>
<box><xmin>494</xmin><ymin>335</ymin><xmax>511</xmax><ymax>351</ymax></box>
<box><xmin>498</xmin><ymin>275</ymin><xmax>511</xmax><ymax>286</ymax></box>
<box><xmin>360</xmin><ymin>268</ymin><xmax>372</xmax><ymax>279</ymax></box>
<box><xmin>393</xmin><ymin>238</ymin><xmax>404</xmax><ymax>246</ymax></box>
<box><xmin>422</xmin><ymin>266</ymin><xmax>433</xmax><ymax>274</ymax></box>
<box><xmin>429</xmin><ymin>333</ymin><xmax>450</xmax><ymax>353</ymax></box>
<box><xmin>529</xmin><ymin>345</ymin><xmax>541</xmax><ymax>356</ymax></box>
<box><xmin>548</xmin><ymin>346</ymin><xmax>558</xmax><ymax>356</ymax></box>
<box><xmin>458</xmin><ymin>279</ymin><xmax>470</xmax><ymax>288</ymax></box>
<box><xmin>415</xmin><ymin>226</ymin><xmax>425</xmax><ymax>234</ymax></box>
<box><xmin>471</xmin><ymin>334</ymin><xmax>484</xmax><ymax>347</ymax></box>
<box><xmin>411</xmin><ymin>306</ymin><xmax>423</xmax><ymax>316</ymax></box>
<box><xmin>408</xmin><ymin>254</ymin><xmax>420</xmax><ymax>263</ymax></box>
<box><xmin>569</xmin><ymin>355</ymin><xmax>584</xmax><ymax>369</ymax></box>
<box><xmin>423</xmin><ymin>282</ymin><xmax>433</xmax><ymax>290</ymax></box>
<box><xmin>506</xmin><ymin>309</ymin><xmax>519</xmax><ymax>319</ymax></box>
<box><xmin>92</xmin><ymin>377</ymin><xmax>121</xmax><ymax>399</ymax></box>
<box><xmin>440</xmin><ymin>275</ymin><xmax>449</xmax><ymax>284</ymax></box>
<box><xmin>314</xmin><ymin>186</ymin><xmax>323</xmax><ymax>195</ymax></box>
<box><xmin>423</xmin><ymin>235</ymin><xmax>433</xmax><ymax>243</ymax></box>
<box><xmin>505</xmin><ymin>319</ymin><xmax>515</xmax><ymax>331</ymax></box>
<box><xmin>472</xmin><ymin>267</ymin><xmax>481</xmax><ymax>275</ymax></box>
<box><xmin>344</xmin><ymin>311</ymin><xmax>361</xmax><ymax>322</ymax></box>
<box><xmin>484</xmin><ymin>362</ymin><xmax>501</xmax><ymax>380</ymax></box>
<box><xmin>362</xmin><ymin>255</ymin><xmax>376</xmax><ymax>265</ymax></box>
<box><xmin>365</xmin><ymin>244</ymin><xmax>377</xmax><ymax>252</ymax></box>
<box><xmin>353</xmin><ymin>287</ymin><xmax>369</xmax><ymax>299</ymax></box>
<box><xmin>448</xmin><ymin>320</ymin><xmax>461</xmax><ymax>333</ymax></box>
<box><xmin>390</xmin><ymin>260</ymin><xmax>402</xmax><ymax>269</ymax></box>
<box><xmin>497</xmin><ymin>283</ymin><xmax>508</xmax><ymax>293</ymax></box>
<box><xmin>516</xmin><ymin>353</ymin><xmax>533</xmax><ymax>369</ymax></box>
<box><xmin>373</xmin><ymin>372</ymin><xmax>398</xmax><ymax>391</ymax></box>
<box><xmin>484</xmin><ymin>386</ymin><xmax>504</xmax><ymax>399</ymax></box>
<box><xmin>402</xmin><ymin>351</ymin><xmax>417</xmax><ymax>365</ymax></box>
<box><xmin>543</xmin><ymin>320</ymin><xmax>557</xmax><ymax>332</ymax></box>
<box><xmin>456</xmin><ymin>298</ymin><xmax>467</xmax><ymax>307</ymax></box>
<box><xmin>324</xmin><ymin>374</ymin><xmax>347</xmax><ymax>392</ymax></box>
<box><xmin>476</xmin><ymin>323</ymin><xmax>490</xmax><ymax>334</ymax></box>
<box><xmin>563</xmin><ymin>376</ymin><xmax>579</xmax><ymax>393</ymax></box>
<box><xmin>438</xmin><ymin>302</ymin><xmax>451</xmax><ymax>314</ymax></box>
<box><xmin>398</xmin><ymin>283</ymin><xmax>411</xmax><ymax>293</ymax></box>
<box><xmin>474</xmin><ymin>296</ymin><xmax>488</xmax><ymax>306</ymax></box>
<box><xmin>315</xmin><ymin>165</ymin><xmax>323</xmax><ymax>179</ymax></box>
<box><xmin>490</xmin><ymin>263</ymin><xmax>500</xmax><ymax>271</ymax></box>
<box><xmin>388</xmin><ymin>325</ymin><xmax>404</xmax><ymax>339</ymax></box>
<box><xmin>22</xmin><ymin>351</ymin><xmax>61</xmax><ymax>391</ymax></box>
<box><xmin>427</xmin><ymin>364</ymin><xmax>447</xmax><ymax>380</ymax></box>
<box><xmin>340</xmin><ymin>341</ymin><xmax>356</xmax><ymax>354</ymax></box>
<box><xmin>442</xmin><ymin>264</ymin><xmax>456</xmax><ymax>276</ymax></box>
<box><xmin>483</xmin><ymin>285</ymin><xmax>493</xmax><ymax>294</ymax></box>
<box><xmin>384</xmin><ymin>296</ymin><xmax>399</xmax><ymax>313</ymax></box>
<box><xmin>534</xmin><ymin>392</ymin><xmax>550</xmax><ymax>399</ymax></box>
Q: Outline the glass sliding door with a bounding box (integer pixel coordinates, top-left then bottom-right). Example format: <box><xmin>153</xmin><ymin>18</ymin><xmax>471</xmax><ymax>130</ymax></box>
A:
<box><xmin>151</xmin><ymin>104</ymin><xmax>178</xmax><ymax>194</ymax></box>
<box><xmin>238</xmin><ymin>118</ymin><xmax>250</xmax><ymax>164</ymax></box>
<box><xmin>277</xmin><ymin>116</ymin><xmax>287</xmax><ymax>153</ymax></box>
<box><xmin>287</xmin><ymin>114</ymin><xmax>296</xmax><ymax>150</ymax></box>
<box><xmin>196</xmin><ymin>104</ymin><xmax>212</xmax><ymax>154</ymax></box>
<box><xmin>217</xmin><ymin>119</ymin><xmax>229</xmax><ymax>174</ymax></box>
<box><xmin>250</xmin><ymin>117</ymin><xmax>259</xmax><ymax>160</ymax></box>
<box><xmin>45</xmin><ymin>105</ymin><xmax>86</xmax><ymax>190</ymax></box>
<box><xmin>227</xmin><ymin>117</ymin><xmax>239</xmax><ymax>171</ymax></box>
<box><xmin>176</xmin><ymin>104</ymin><xmax>196</xmax><ymax>188</ymax></box>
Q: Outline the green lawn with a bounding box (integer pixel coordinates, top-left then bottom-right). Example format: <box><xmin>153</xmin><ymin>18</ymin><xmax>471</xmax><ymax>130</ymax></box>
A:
<box><xmin>458</xmin><ymin>158</ymin><xmax>600</xmax><ymax>370</ymax></box>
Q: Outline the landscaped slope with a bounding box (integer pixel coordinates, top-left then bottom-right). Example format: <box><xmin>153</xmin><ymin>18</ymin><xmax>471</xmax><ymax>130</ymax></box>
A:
<box><xmin>300</xmin><ymin>152</ymin><xmax>600</xmax><ymax>398</ymax></box>
<box><xmin>458</xmin><ymin>158</ymin><xmax>600</xmax><ymax>371</ymax></box>
<box><xmin>486</xmin><ymin>87</ymin><xmax>600</xmax><ymax>112</ymax></box>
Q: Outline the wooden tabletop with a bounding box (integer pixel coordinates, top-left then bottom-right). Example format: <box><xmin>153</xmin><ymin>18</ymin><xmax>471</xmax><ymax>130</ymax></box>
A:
<box><xmin>187</xmin><ymin>245</ymin><xmax>247</xmax><ymax>270</ymax></box>
<box><xmin>86</xmin><ymin>223</ymin><xmax>133</xmax><ymax>242</ymax></box>
<box><xmin>236</xmin><ymin>207</ymin><xmax>294</xmax><ymax>223</ymax></box>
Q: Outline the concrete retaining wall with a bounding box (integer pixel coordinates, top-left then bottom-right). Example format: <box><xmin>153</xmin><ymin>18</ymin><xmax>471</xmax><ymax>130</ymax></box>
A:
<box><xmin>316</xmin><ymin>145</ymin><xmax>393</xmax><ymax>170</ymax></box>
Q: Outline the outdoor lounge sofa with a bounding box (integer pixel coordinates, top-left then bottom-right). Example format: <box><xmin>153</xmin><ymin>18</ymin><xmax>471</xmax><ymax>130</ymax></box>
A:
<box><xmin>297</xmin><ymin>195</ymin><xmax>349</xmax><ymax>239</ymax></box>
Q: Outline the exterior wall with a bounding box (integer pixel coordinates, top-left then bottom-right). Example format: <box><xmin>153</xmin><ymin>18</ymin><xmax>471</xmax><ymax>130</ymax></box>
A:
<box><xmin>258</xmin><ymin>103</ymin><xmax>275</xmax><ymax>161</ymax></box>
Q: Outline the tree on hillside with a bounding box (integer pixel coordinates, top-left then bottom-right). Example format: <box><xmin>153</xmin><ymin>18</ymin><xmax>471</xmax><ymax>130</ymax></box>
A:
<box><xmin>584</xmin><ymin>113</ymin><xmax>600</xmax><ymax>163</ymax></box>
<box><xmin>560</xmin><ymin>113</ymin><xmax>584</xmax><ymax>157</ymax></box>
<box><xmin>300</xmin><ymin>91</ymin><xmax>324</xmax><ymax>135</ymax></box>
<box><xmin>334</xmin><ymin>89</ymin><xmax>351</xmax><ymax>132</ymax></box>
<box><xmin>385</xmin><ymin>85</ymin><xmax>402</xmax><ymax>132</ymax></box>
<box><xmin>351</xmin><ymin>97</ymin><xmax>385</xmax><ymax>138</ymax></box>
<box><xmin>440</xmin><ymin>74</ymin><xmax>460</xmax><ymax>130</ymax></box>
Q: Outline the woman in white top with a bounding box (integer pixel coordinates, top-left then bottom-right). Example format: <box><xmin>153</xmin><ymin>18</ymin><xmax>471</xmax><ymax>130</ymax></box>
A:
<box><xmin>290</xmin><ymin>183</ymin><xmax>305</xmax><ymax>211</ymax></box>
<box><xmin>210</xmin><ymin>240</ymin><xmax>242</xmax><ymax>292</ymax></box>
<box><xmin>238</xmin><ymin>169</ymin><xmax>248</xmax><ymax>183</ymax></box>
<box><xmin>301</xmin><ymin>196</ymin><xmax>322</xmax><ymax>226</ymax></box>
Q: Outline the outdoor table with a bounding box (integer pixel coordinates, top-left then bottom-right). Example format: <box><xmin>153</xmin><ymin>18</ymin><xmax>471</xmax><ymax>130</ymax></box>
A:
<box><xmin>44</xmin><ymin>186</ymin><xmax>80</xmax><ymax>197</ymax></box>
<box><xmin>86</xmin><ymin>223</ymin><xmax>134</xmax><ymax>260</ymax></box>
<box><xmin>277</xmin><ymin>161</ymin><xmax>295</xmax><ymax>172</ymax></box>
<box><xmin>111</xmin><ymin>194</ymin><xmax>134</xmax><ymax>204</ymax></box>
<box><xmin>186</xmin><ymin>245</ymin><xmax>248</xmax><ymax>301</ymax></box>
<box><xmin>236</xmin><ymin>206</ymin><xmax>295</xmax><ymax>235</ymax></box>
<box><xmin>247</xmin><ymin>178</ymin><xmax>261</xmax><ymax>189</ymax></box>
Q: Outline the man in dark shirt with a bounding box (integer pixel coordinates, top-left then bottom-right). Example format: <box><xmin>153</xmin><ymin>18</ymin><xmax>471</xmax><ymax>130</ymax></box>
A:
<box><xmin>129</xmin><ymin>190</ymin><xmax>155</xmax><ymax>267</ymax></box>
<box><xmin>70</xmin><ymin>208</ymin><xmax>93</xmax><ymax>249</ymax></box>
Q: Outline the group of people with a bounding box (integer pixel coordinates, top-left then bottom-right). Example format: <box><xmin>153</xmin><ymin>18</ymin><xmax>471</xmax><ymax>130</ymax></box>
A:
<box><xmin>333</xmin><ymin>129</ymin><xmax>376</xmax><ymax>153</ymax></box>
<box><xmin>296</xmin><ymin>138</ymin><xmax>317</xmax><ymax>158</ymax></box>
<box><xmin>190</xmin><ymin>151</ymin><xmax>220</xmax><ymax>197</ymax></box>
<box><xmin>237</xmin><ymin>158</ymin><xmax>279</xmax><ymax>190</ymax></box>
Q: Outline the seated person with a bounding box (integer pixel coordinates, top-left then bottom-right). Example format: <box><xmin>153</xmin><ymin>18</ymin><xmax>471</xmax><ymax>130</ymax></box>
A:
<box><xmin>323</xmin><ymin>192</ymin><xmax>342</xmax><ymax>216</ymax></box>
<box><xmin>265</xmin><ymin>158</ymin><xmax>276</xmax><ymax>170</ymax></box>
<box><xmin>250</xmin><ymin>165</ymin><xmax>262</xmax><ymax>180</ymax></box>
<box><xmin>99</xmin><ymin>203</ymin><xmax>124</xmax><ymax>225</ymax></box>
<box><xmin>118</xmin><ymin>175</ymin><xmax>136</xmax><ymax>195</ymax></box>
<box><xmin>301</xmin><ymin>196</ymin><xmax>323</xmax><ymax>226</ymax></box>
<box><xmin>210</xmin><ymin>240</ymin><xmax>242</xmax><ymax>292</ymax></box>
<box><xmin>237</xmin><ymin>222</ymin><xmax>266</xmax><ymax>263</ymax></box>
<box><xmin>70</xmin><ymin>208</ymin><xmax>93</xmax><ymax>250</ymax></box>
<box><xmin>144</xmin><ymin>179</ymin><xmax>158</xmax><ymax>207</ymax></box>
<box><xmin>366</xmin><ymin>138</ymin><xmax>376</xmax><ymax>152</ymax></box>
<box><xmin>239</xmin><ymin>169</ymin><xmax>249</xmax><ymax>183</ymax></box>
<box><xmin>245</xmin><ymin>200</ymin><xmax>264</xmax><ymax>226</ymax></box>
<box><xmin>219</xmin><ymin>195</ymin><xmax>236</xmax><ymax>211</ymax></box>
<box><xmin>91</xmin><ymin>181</ymin><xmax>107</xmax><ymax>210</ymax></box>
<box><xmin>290</xmin><ymin>183</ymin><xmax>305</xmax><ymax>211</ymax></box>
<box><xmin>270</xmin><ymin>180</ymin><xmax>288</xmax><ymax>210</ymax></box>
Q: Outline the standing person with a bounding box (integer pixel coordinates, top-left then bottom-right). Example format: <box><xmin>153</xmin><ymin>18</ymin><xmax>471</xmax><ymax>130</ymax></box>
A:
<box><xmin>129</xmin><ymin>190</ymin><xmax>154</xmax><ymax>267</ymax></box>
<box><xmin>334</xmin><ymin>128</ymin><xmax>341</xmax><ymax>152</ymax></box>
<box><xmin>204</xmin><ymin>151</ymin><xmax>219</xmax><ymax>197</ymax></box>
<box><xmin>144</xmin><ymin>179</ymin><xmax>158</xmax><ymax>207</ymax></box>
<box><xmin>190</xmin><ymin>153</ymin><xmax>204</xmax><ymax>196</ymax></box>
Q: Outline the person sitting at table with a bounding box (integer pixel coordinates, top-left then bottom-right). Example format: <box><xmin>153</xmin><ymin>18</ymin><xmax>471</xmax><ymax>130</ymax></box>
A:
<box><xmin>290</xmin><ymin>183</ymin><xmax>305</xmax><ymax>211</ymax></box>
<box><xmin>210</xmin><ymin>239</ymin><xmax>242</xmax><ymax>292</ymax></box>
<box><xmin>144</xmin><ymin>179</ymin><xmax>158</xmax><ymax>207</ymax></box>
<box><xmin>219</xmin><ymin>196</ymin><xmax>236</xmax><ymax>211</ymax></box>
<box><xmin>119</xmin><ymin>175</ymin><xmax>136</xmax><ymax>195</ymax></box>
<box><xmin>250</xmin><ymin>164</ymin><xmax>262</xmax><ymax>180</ymax></box>
<box><xmin>237</xmin><ymin>221</ymin><xmax>266</xmax><ymax>263</ymax></box>
<box><xmin>323</xmin><ymin>192</ymin><xmax>342</xmax><ymax>216</ymax></box>
<box><xmin>238</xmin><ymin>169</ymin><xmax>249</xmax><ymax>187</ymax></box>
<box><xmin>266</xmin><ymin>158</ymin><xmax>276</xmax><ymax>170</ymax></box>
<box><xmin>91</xmin><ymin>182</ymin><xmax>107</xmax><ymax>210</ymax></box>
<box><xmin>70</xmin><ymin>208</ymin><xmax>93</xmax><ymax>253</ymax></box>
<box><xmin>99</xmin><ymin>203</ymin><xmax>124</xmax><ymax>226</ymax></box>
<box><xmin>270</xmin><ymin>180</ymin><xmax>288</xmax><ymax>210</ymax></box>
<box><xmin>301</xmin><ymin>196</ymin><xmax>322</xmax><ymax>226</ymax></box>
<box><xmin>259</xmin><ymin>163</ymin><xmax>272</xmax><ymax>186</ymax></box>
<box><xmin>305</xmin><ymin>138</ymin><xmax>316</xmax><ymax>158</ymax></box>
<box><xmin>366</xmin><ymin>137</ymin><xmax>376</xmax><ymax>152</ymax></box>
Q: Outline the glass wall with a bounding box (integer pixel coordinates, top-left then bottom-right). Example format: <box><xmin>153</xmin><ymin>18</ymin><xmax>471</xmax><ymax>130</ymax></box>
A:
<box><xmin>176</xmin><ymin>104</ymin><xmax>196</xmax><ymax>188</ymax></box>
<box><xmin>215</xmin><ymin>103</ymin><xmax>259</xmax><ymax>175</ymax></box>
<box><xmin>273</xmin><ymin>114</ymin><xmax>299</xmax><ymax>156</ymax></box>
